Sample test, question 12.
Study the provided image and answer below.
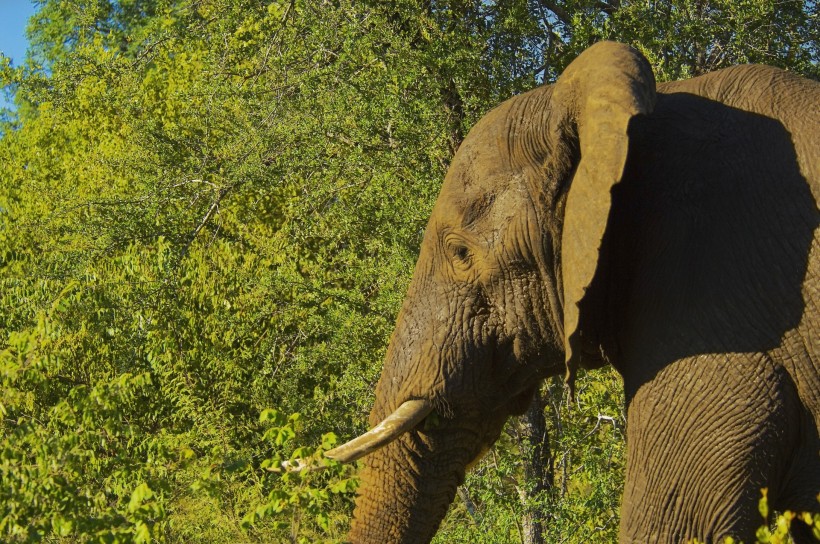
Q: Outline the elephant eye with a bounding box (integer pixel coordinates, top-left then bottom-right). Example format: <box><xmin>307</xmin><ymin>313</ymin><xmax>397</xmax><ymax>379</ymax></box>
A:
<box><xmin>445</xmin><ymin>234</ymin><xmax>473</xmax><ymax>269</ymax></box>
<box><xmin>453</xmin><ymin>245</ymin><xmax>470</xmax><ymax>262</ymax></box>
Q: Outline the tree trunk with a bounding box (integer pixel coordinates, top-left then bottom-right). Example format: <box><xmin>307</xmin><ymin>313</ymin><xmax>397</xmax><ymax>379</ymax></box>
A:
<box><xmin>517</xmin><ymin>389</ymin><xmax>553</xmax><ymax>544</ymax></box>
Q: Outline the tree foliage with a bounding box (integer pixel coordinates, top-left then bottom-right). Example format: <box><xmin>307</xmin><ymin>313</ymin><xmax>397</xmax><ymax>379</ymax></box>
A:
<box><xmin>0</xmin><ymin>1</ymin><xmax>816</xmax><ymax>542</ymax></box>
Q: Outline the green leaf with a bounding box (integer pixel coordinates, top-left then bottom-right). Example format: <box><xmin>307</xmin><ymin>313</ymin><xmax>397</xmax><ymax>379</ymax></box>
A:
<box><xmin>759</xmin><ymin>488</ymin><xmax>770</xmax><ymax>520</ymax></box>
<box><xmin>134</xmin><ymin>522</ymin><xmax>152</xmax><ymax>543</ymax></box>
<box><xmin>321</xmin><ymin>432</ymin><xmax>337</xmax><ymax>450</ymax></box>
<box><xmin>128</xmin><ymin>483</ymin><xmax>154</xmax><ymax>513</ymax></box>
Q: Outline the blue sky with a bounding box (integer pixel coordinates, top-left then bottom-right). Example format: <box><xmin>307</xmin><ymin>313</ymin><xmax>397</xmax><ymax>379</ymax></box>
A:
<box><xmin>0</xmin><ymin>1</ymin><xmax>38</xmax><ymax>110</ymax></box>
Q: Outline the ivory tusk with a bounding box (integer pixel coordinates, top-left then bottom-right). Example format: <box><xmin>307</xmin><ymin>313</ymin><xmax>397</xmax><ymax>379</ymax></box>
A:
<box><xmin>324</xmin><ymin>399</ymin><xmax>433</xmax><ymax>463</ymax></box>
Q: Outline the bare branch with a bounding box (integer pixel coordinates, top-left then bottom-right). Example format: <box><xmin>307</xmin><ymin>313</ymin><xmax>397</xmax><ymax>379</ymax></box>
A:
<box><xmin>534</xmin><ymin>0</ymin><xmax>572</xmax><ymax>26</ymax></box>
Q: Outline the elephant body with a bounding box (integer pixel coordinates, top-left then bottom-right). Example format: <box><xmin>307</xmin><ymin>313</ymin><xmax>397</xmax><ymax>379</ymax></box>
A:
<box><xmin>611</xmin><ymin>73</ymin><xmax>820</xmax><ymax>541</ymax></box>
<box><xmin>341</xmin><ymin>43</ymin><xmax>820</xmax><ymax>543</ymax></box>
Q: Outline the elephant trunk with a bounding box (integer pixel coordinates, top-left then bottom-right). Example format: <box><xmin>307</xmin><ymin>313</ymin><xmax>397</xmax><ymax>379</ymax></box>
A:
<box><xmin>345</xmin><ymin>277</ymin><xmax>482</xmax><ymax>542</ymax></box>
<box><xmin>348</xmin><ymin>428</ymin><xmax>473</xmax><ymax>543</ymax></box>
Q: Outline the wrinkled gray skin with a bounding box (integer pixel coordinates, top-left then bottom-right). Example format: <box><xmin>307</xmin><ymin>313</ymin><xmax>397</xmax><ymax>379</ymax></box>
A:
<box><xmin>349</xmin><ymin>42</ymin><xmax>820</xmax><ymax>543</ymax></box>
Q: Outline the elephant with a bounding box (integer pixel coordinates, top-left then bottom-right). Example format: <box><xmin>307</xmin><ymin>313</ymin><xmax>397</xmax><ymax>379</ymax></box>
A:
<box><xmin>326</xmin><ymin>41</ymin><xmax>820</xmax><ymax>543</ymax></box>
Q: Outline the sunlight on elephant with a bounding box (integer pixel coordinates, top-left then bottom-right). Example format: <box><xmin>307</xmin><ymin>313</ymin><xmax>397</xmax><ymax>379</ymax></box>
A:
<box><xmin>327</xmin><ymin>41</ymin><xmax>820</xmax><ymax>543</ymax></box>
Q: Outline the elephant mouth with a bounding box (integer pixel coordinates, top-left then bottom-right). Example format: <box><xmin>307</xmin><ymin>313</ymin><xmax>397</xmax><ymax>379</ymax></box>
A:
<box><xmin>323</xmin><ymin>339</ymin><xmax>543</xmax><ymax>466</ymax></box>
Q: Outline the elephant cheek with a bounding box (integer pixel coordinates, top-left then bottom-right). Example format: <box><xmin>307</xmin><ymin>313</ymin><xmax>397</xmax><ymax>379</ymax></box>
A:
<box><xmin>507</xmin><ymin>385</ymin><xmax>538</xmax><ymax>416</ymax></box>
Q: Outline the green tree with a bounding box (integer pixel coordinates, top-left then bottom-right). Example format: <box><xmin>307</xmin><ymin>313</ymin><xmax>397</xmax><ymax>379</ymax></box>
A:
<box><xmin>1</xmin><ymin>0</ymin><xmax>541</xmax><ymax>541</ymax></box>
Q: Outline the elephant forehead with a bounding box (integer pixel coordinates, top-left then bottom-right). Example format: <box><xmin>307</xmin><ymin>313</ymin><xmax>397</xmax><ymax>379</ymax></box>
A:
<box><xmin>439</xmin><ymin>158</ymin><xmax>522</xmax><ymax>218</ymax></box>
<box><xmin>434</xmin><ymin>177</ymin><xmax>530</xmax><ymax>240</ymax></box>
<box><xmin>444</xmin><ymin>131</ymin><xmax>513</xmax><ymax>185</ymax></box>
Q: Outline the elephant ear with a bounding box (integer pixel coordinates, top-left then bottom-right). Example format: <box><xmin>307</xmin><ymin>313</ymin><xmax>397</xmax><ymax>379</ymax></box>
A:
<box><xmin>554</xmin><ymin>42</ymin><xmax>656</xmax><ymax>385</ymax></box>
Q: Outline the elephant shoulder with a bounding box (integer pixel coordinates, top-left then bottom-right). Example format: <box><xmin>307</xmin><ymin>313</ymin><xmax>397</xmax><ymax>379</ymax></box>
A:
<box><xmin>657</xmin><ymin>65</ymin><xmax>819</xmax><ymax>111</ymax></box>
<box><xmin>657</xmin><ymin>67</ymin><xmax>820</xmax><ymax>200</ymax></box>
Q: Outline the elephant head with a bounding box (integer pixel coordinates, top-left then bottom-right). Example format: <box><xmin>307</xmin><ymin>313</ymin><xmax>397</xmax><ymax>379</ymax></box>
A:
<box><xmin>329</xmin><ymin>41</ymin><xmax>657</xmax><ymax>543</ymax></box>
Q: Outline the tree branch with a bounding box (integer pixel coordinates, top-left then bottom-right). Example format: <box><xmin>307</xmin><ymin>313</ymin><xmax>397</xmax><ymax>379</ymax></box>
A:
<box><xmin>535</xmin><ymin>0</ymin><xmax>572</xmax><ymax>27</ymax></box>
